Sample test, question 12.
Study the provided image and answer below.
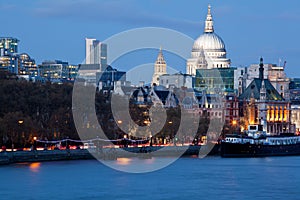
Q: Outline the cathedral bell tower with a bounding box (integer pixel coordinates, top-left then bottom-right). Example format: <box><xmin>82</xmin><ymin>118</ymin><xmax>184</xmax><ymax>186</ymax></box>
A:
<box><xmin>152</xmin><ymin>47</ymin><xmax>167</xmax><ymax>86</ymax></box>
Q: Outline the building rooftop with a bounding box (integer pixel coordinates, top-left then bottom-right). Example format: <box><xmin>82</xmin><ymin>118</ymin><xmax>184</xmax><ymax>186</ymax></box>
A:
<box><xmin>239</xmin><ymin>78</ymin><xmax>283</xmax><ymax>101</ymax></box>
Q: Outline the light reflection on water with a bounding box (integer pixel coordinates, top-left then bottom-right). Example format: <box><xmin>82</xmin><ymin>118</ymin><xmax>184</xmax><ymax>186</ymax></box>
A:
<box><xmin>116</xmin><ymin>157</ymin><xmax>156</xmax><ymax>166</ymax></box>
<box><xmin>29</xmin><ymin>162</ymin><xmax>41</xmax><ymax>173</ymax></box>
<box><xmin>0</xmin><ymin>157</ymin><xmax>300</xmax><ymax>200</ymax></box>
<box><xmin>116</xmin><ymin>158</ymin><xmax>132</xmax><ymax>165</ymax></box>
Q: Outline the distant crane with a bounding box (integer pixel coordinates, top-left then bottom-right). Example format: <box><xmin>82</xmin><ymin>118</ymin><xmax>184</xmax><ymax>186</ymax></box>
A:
<box><xmin>283</xmin><ymin>61</ymin><xmax>287</xmax><ymax>68</ymax></box>
<box><xmin>278</xmin><ymin>59</ymin><xmax>287</xmax><ymax>68</ymax></box>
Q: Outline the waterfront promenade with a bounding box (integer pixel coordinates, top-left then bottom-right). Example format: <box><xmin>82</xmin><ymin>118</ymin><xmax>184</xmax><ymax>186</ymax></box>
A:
<box><xmin>0</xmin><ymin>145</ymin><xmax>220</xmax><ymax>165</ymax></box>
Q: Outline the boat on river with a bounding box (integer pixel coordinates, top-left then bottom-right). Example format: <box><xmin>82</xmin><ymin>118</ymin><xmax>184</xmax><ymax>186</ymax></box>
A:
<box><xmin>221</xmin><ymin>124</ymin><xmax>300</xmax><ymax>157</ymax></box>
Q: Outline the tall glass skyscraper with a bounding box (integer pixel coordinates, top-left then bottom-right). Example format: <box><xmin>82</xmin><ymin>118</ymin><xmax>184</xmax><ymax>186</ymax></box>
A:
<box><xmin>85</xmin><ymin>38</ymin><xmax>107</xmax><ymax>70</ymax></box>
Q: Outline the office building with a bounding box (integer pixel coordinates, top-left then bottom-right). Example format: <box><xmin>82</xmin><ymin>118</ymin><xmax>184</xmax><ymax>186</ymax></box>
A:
<box><xmin>0</xmin><ymin>37</ymin><xmax>19</xmax><ymax>56</ymax></box>
<box><xmin>85</xmin><ymin>38</ymin><xmax>107</xmax><ymax>69</ymax></box>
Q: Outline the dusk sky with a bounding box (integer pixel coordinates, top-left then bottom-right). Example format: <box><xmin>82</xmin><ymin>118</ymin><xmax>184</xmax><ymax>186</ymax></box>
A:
<box><xmin>1</xmin><ymin>0</ymin><xmax>300</xmax><ymax>77</ymax></box>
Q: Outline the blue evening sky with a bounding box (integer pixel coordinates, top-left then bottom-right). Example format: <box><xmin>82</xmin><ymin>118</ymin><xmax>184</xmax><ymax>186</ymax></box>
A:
<box><xmin>0</xmin><ymin>0</ymin><xmax>300</xmax><ymax>77</ymax></box>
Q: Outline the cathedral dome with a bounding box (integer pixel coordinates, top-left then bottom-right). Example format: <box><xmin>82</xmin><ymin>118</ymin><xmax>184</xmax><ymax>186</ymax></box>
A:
<box><xmin>192</xmin><ymin>33</ymin><xmax>225</xmax><ymax>51</ymax></box>
<box><xmin>186</xmin><ymin>4</ymin><xmax>231</xmax><ymax>75</ymax></box>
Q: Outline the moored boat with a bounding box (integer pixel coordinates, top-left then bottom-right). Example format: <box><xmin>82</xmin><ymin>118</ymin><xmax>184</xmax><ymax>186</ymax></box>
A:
<box><xmin>221</xmin><ymin>124</ymin><xmax>300</xmax><ymax>157</ymax></box>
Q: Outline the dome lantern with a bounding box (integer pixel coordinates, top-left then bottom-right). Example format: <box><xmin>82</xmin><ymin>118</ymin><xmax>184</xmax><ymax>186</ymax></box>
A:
<box><xmin>204</xmin><ymin>4</ymin><xmax>214</xmax><ymax>33</ymax></box>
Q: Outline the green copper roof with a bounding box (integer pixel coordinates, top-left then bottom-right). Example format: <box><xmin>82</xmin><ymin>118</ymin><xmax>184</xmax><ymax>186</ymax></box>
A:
<box><xmin>239</xmin><ymin>78</ymin><xmax>284</xmax><ymax>101</ymax></box>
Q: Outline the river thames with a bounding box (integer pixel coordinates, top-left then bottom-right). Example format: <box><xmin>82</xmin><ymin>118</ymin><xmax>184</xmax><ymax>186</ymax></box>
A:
<box><xmin>0</xmin><ymin>156</ymin><xmax>300</xmax><ymax>200</ymax></box>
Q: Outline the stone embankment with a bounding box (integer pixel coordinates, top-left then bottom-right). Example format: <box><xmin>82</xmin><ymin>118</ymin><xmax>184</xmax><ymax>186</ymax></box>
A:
<box><xmin>0</xmin><ymin>144</ymin><xmax>220</xmax><ymax>165</ymax></box>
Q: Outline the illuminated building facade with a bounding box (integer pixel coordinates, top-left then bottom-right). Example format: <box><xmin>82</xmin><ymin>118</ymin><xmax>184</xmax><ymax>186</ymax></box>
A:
<box><xmin>0</xmin><ymin>37</ymin><xmax>38</xmax><ymax>77</ymax></box>
<box><xmin>18</xmin><ymin>53</ymin><xmax>38</xmax><ymax>76</ymax></box>
<box><xmin>0</xmin><ymin>37</ymin><xmax>19</xmax><ymax>74</ymax></box>
<box><xmin>38</xmin><ymin>60</ymin><xmax>78</xmax><ymax>81</ymax></box>
<box><xmin>0</xmin><ymin>37</ymin><xmax>19</xmax><ymax>56</ymax></box>
<box><xmin>239</xmin><ymin>58</ymin><xmax>294</xmax><ymax>135</ymax></box>
<box><xmin>289</xmin><ymin>79</ymin><xmax>300</xmax><ymax>135</ymax></box>
<box><xmin>0</xmin><ymin>55</ymin><xmax>18</xmax><ymax>74</ymax></box>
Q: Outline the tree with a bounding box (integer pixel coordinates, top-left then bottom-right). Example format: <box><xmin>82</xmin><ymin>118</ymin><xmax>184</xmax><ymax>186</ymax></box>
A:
<box><xmin>0</xmin><ymin>112</ymin><xmax>38</xmax><ymax>148</ymax></box>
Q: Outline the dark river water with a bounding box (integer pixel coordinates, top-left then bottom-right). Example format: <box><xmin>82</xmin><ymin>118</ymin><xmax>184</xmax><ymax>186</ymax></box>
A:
<box><xmin>0</xmin><ymin>156</ymin><xmax>300</xmax><ymax>200</ymax></box>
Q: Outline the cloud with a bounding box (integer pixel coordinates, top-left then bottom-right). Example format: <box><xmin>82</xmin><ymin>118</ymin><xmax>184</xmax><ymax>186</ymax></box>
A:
<box><xmin>214</xmin><ymin>5</ymin><xmax>233</xmax><ymax>15</ymax></box>
<box><xmin>0</xmin><ymin>3</ymin><xmax>17</xmax><ymax>10</ymax></box>
<box><xmin>277</xmin><ymin>12</ymin><xmax>300</xmax><ymax>21</ymax></box>
<box><xmin>30</xmin><ymin>0</ymin><xmax>201</xmax><ymax>31</ymax></box>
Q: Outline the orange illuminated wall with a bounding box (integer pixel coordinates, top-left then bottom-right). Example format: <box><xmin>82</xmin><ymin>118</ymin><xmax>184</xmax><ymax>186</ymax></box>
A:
<box><xmin>270</xmin><ymin>106</ymin><xmax>274</xmax><ymax>122</ymax></box>
<box><xmin>267</xmin><ymin>106</ymin><xmax>270</xmax><ymax>121</ymax></box>
<box><xmin>279</xmin><ymin>106</ymin><xmax>283</xmax><ymax>121</ymax></box>
<box><xmin>275</xmin><ymin>107</ymin><xmax>279</xmax><ymax>122</ymax></box>
<box><xmin>284</xmin><ymin>106</ymin><xmax>288</xmax><ymax>122</ymax></box>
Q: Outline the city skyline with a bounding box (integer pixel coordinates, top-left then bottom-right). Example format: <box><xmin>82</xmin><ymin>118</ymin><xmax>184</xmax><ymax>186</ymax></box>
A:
<box><xmin>0</xmin><ymin>0</ymin><xmax>300</xmax><ymax>77</ymax></box>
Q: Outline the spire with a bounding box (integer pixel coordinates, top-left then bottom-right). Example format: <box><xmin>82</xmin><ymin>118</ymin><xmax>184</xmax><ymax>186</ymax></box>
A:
<box><xmin>259</xmin><ymin>57</ymin><xmax>264</xmax><ymax>80</ymax></box>
<box><xmin>260</xmin><ymin>80</ymin><xmax>266</xmax><ymax>100</ymax></box>
<box><xmin>196</xmin><ymin>46</ymin><xmax>208</xmax><ymax>69</ymax></box>
<box><xmin>204</xmin><ymin>4</ymin><xmax>214</xmax><ymax>33</ymax></box>
<box><xmin>156</xmin><ymin>47</ymin><xmax>166</xmax><ymax>65</ymax></box>
<box><xmin>152</xmin><ymin>47</ymin><xmax>167</xmax><ymax>85</ymax></box>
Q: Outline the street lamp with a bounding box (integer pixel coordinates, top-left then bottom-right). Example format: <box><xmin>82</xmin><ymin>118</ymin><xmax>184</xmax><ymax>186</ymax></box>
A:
<box><xmin>168</xmin><ymin>121</ymin><xmax>174</xmax><ymax>145</ymax></box>
<box><xmin>33</xmin><ymin>137</ymin><xmax>37</xmax><ymax>150</ymax></box>
<box><xmin>12</xmin><ymin>119</ymin><xmax>24</xmax><ymax>151</ymax></box>
<box><xmin>144</xmin><ymin>120</ymin><xmax>150</xmax><ymax>125</ymax></box>
<box><xmin>232</xmin><ymin>120</ymin><xmax>237</xmax><ymax>126</ymax></box>
<box><xmin>123</xmin><ymin>134</ymin><xmax>128</xmax><ymax>148</ymax></box>
<box><xmin>232</xmin><ymin>120</ymin><xmax>237</xmax><ymax>134</ymax></box>
<box><xmin>149</xmin><ymin>134</ymin><xmax>153</xmax><ymax>147</ymax></box>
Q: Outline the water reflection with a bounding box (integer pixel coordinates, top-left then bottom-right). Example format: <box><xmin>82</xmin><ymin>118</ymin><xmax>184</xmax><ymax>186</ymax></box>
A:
<box><xmin>29</xmin><ymin>162</ymin><xmax>41</xmax><ymax>173</ymax></box>
<box><xmin>116</xmin><ymin>158</ymin><xmax>132</xmax><ymax>165</ymax></box>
